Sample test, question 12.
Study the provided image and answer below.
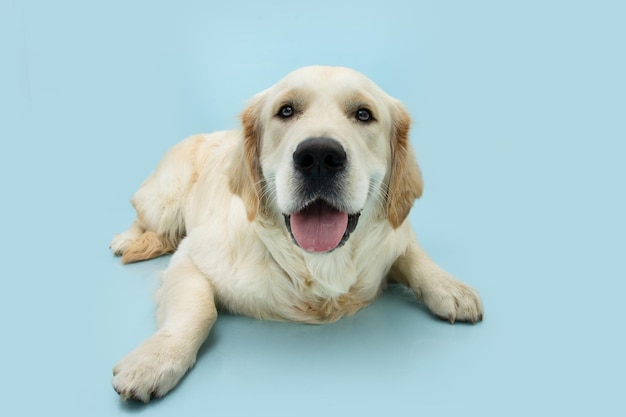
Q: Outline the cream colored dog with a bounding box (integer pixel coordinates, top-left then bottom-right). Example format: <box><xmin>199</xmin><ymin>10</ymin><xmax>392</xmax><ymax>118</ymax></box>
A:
<box><xmin>110</xmin><ymin>66</ymin><xmax>483</xmax><ymax>402</ymax></box>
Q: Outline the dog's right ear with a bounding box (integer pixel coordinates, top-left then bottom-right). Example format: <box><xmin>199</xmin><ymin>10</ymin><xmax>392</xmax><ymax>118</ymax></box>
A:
<box><xmin>229</xmin><ymin>94</ymin><xmax>266</xmax><ymax>221</ymax></box>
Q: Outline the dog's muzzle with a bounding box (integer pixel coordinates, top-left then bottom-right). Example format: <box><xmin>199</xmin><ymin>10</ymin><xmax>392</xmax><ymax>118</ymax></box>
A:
<box><xmin>284</xmin><ymin>138</ymin><xmax>360</xmax><ymax>253</ymax></box>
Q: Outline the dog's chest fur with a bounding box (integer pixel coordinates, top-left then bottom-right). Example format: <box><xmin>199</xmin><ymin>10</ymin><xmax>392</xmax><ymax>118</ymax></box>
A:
<box><xmin>189</xmin><ymin>211</ymin><xmax>401</xmax><ymax>324</ymax></box>
<box><xmin>217</xmin><ymin>215</ymin><xmax>403</xmax><ymax>324</ymax></box>
<box><xmin>277</xmin><ymin>248</ymin><xmax>377</xmax><ymax>323</ymax></box>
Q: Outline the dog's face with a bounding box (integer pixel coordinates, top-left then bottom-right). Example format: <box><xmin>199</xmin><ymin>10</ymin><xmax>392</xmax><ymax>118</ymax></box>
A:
<box><xmin>231</xmin><ymin>66</ymin><xmax>423</xmax><ymax>253</ymax></box>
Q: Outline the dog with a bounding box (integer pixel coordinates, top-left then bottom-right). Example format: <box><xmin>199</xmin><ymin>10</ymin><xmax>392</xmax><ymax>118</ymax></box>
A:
<box><xmin>110</xmin><ymin>66</ymin><xmax>483</xmax><ymax>402</ymax></box>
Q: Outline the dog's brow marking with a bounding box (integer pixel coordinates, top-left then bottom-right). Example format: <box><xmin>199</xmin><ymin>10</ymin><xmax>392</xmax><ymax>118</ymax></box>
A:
<box><xmin>274</xmin><ymin>88</ymin><xmax>309</xmax><ymax>114</ymax></box>
<box><xmin>343</xmin><ymin>92</ymin><xmax>376</xmax><ymax>113</ymax></box>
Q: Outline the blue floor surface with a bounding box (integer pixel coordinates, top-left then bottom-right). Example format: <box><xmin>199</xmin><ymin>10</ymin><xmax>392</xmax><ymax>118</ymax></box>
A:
<box><xmin>1</xmin><ymin>1</ymin><xmax>624</xmax><ymax>416</ymax></box>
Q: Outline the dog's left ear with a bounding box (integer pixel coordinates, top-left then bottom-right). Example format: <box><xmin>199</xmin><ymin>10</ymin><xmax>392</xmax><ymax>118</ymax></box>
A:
<box><xmin>387</xmin><ymin>101</ymin><xmax>424</xmax><ymax>228</ymax></box>
<box><xmin>229</xmin><ymin>94</ymin><xmax>266</xmax><ymax>221</ymax></box>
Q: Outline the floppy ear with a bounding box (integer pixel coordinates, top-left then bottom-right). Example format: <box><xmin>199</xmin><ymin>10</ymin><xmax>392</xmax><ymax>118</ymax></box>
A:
<box><xmin>387</xmin><ymin>102</ymin><xmax>424</xmax><ymax>228</ymax></box>
<box><xmin>229</xmin><ymin>95</ymin><xmax>265</xmax><ymax>221</ymax></box>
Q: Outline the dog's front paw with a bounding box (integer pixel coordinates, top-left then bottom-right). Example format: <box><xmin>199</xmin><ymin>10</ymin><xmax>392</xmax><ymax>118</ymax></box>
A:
<box><xmin>112</xmin><ymin>332</ymin><xmax>194</xmax><ymax>403</ymax></box>
<box><xmin>421</xmin><ymin>275</ymin><xmax>483</xmax><ymax>324</ymax></box>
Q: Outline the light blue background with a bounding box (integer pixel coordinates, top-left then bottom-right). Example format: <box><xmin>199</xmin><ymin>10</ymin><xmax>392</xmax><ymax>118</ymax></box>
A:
<box><xmin>1</xmin><ymin>0</ymin><xmax>624</xmax><ymax>415</ymax></box>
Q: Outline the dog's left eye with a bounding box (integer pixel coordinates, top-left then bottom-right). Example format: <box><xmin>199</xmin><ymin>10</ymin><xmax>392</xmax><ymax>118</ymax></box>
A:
<box><xmin>278</xmin><ymin>105</ymin><xmax>295</xmax><ymax>119</ymax></box>
<box><xmin>356</xmin><ymin>108</ymin><xmax>373</xmax><ymax>122</ymax></box>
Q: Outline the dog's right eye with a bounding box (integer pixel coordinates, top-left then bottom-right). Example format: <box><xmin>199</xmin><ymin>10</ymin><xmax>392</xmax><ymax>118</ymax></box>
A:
<box><xmin>278</xmin><ymin>105</ymin><xmax>294</xmax><ymax>119</ymax></box>
<box><xmin>356</xmin><ymin>108</ymin><xmax>373</xmax><ymax>122</ymax></box>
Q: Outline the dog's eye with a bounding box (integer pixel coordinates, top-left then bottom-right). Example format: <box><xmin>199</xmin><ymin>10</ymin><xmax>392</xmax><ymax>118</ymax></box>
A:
<box><xmin>356</xmin><ymin>108</ymin><xmax>373</xmax><ymax>122</ymax></box>
<box><xmin>278</xmin><ymin>105</ymin><xmax>295</xmax><ymax>119</ymax></box>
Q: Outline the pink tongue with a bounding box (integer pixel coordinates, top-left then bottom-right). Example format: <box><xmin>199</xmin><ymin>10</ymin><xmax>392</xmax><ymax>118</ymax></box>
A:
<box><xmin>290</xmin><ymin>201</ymin><xmax>348</xmax><ymax>252</ymax></box>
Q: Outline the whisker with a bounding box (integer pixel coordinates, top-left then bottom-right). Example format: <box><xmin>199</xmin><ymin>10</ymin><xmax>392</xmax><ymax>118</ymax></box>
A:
<box><xmin>257</xmin><ymin>177</ymin><xmax>276</xmax><ymax>204</ymax></box>
<box><xmin>368</xmin><ymin>179</ymin><xmax>388</xmax><ymax>215</ymax></box>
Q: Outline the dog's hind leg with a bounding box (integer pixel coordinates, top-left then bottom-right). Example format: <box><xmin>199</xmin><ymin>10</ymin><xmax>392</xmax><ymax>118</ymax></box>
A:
<box><xmin>110</xmin><ymin>136</ymin><xmax>206</xmax><ymax>263</ymax></box>
<box><xmin>110</xmin><ymin>179</ymin><xmax>186</xmax><ymax>264</ymax></box>
<box><xmin>110</xmin><ymin>221</ymin><xmax>179</xmax><ymax>264</ymax></box>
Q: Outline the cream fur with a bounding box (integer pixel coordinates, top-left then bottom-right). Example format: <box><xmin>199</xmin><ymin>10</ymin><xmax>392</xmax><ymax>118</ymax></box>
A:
<box><xmin>110</xmin><ymin>66</ymin><xmax>483</xmax><ymax>403</ymax></box>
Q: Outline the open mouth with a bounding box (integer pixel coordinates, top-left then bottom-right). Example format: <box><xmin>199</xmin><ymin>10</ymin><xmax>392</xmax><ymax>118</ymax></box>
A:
<box><xmin>284</xmin><ymin>199</ymin><xmax>360</xmax><ymax>253</ymax></box>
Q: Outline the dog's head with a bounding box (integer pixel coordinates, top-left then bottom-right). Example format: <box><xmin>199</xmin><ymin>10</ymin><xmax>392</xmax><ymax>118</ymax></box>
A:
<box><xmin>230</xmin><ymin>66</ymin><xmax>423</xmax><ymax>253</ymax></box>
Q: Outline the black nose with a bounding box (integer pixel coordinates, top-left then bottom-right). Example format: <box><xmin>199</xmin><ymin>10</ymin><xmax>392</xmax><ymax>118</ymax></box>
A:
<box><xmin>293</xmin><ymin>137</ymin><xmax>347</xmax><ymax>177</ymax></box>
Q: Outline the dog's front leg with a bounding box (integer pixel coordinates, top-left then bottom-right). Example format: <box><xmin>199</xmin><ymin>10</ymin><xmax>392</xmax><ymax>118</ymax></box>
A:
<box><xmin>390</xmin><ymin>238</ymin><xmax>483</xmax><ymax>324</ymax></box>
<box><xmin>112</xmin><ymin>254</ymin><xmax>217</xmax><ymax>403</ymax></box>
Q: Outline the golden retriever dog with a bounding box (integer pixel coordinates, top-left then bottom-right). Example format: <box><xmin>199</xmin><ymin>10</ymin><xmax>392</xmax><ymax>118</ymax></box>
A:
<box><xmin>110</xmin><ymin>66</ymin><xmax>483</xmax><ymax>402</ymax></box>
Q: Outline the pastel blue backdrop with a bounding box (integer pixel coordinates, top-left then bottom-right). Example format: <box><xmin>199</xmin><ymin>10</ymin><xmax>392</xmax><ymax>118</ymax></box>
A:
<box><xmin>1</xmin><ymin>0</ymin><xmax>624</xmax><ymax>416</ymax></box>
